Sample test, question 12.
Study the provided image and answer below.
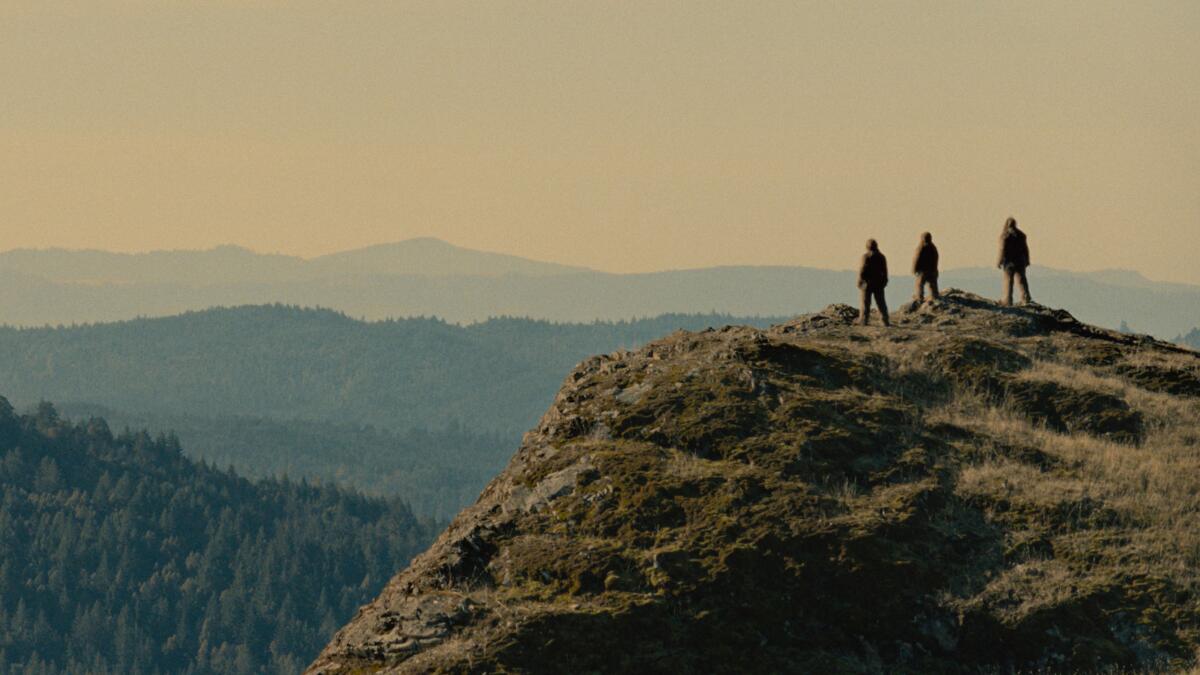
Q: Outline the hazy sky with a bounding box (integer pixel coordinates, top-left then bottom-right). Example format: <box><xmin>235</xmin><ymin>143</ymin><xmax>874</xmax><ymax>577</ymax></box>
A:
<box><xmin>1</xmin><ymin>1</ymin><xmax>1197</xmax><ymax>281</ymax></box>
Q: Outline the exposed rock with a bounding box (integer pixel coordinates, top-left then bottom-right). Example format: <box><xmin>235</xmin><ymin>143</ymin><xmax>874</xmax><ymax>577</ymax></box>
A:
<box><xmin>308</xmin><ymin>289</ymin><xmax>1200</xmax><ymax>674</ymax></box>
<box><xmin>343</xmin><ymin>593</ymin><xmax>475</xmax><ymax>659</ymax></box>
<box><xmin>503</xmin><ymin>457</ymin><xmax>597</xmax><ymax>514</ymax></box>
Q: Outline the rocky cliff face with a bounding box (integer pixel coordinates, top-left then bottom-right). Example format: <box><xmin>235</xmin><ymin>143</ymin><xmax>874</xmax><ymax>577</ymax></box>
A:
<box><xmin>308</xmin><ymin>291</ymin><xmax>1200</xmax><ymax>674</ymax></box>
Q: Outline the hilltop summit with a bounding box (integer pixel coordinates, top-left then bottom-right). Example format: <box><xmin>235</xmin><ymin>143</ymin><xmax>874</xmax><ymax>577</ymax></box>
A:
<box><xmin>310</xmin><ymin>290</ymin><xmax>1200</xmax><ymax>673</ymax></box>
<box><xmin>307</xmin><ymin>238</ymin><xmax>590</xmax><ymax>278</ymax></box>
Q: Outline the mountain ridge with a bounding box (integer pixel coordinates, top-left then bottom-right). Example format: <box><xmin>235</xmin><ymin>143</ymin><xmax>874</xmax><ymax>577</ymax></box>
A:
<box><xmin>7</xmin><ymin>240</ymin><xmax>1196</xmax><ymax>289</ymax></box>
<box><xmin>309</xmin><ymin>290</ymin><xmax>1200</xmax><ymax>673</ymax></box>
<box><xmin>0</xmin><ymin>238</ymin><xmax>586</xmax><ymax>285</ymax></box>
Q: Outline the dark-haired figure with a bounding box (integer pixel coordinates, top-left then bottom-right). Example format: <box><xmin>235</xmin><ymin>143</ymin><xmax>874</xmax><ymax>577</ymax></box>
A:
<box><xmin>912</xmin><ymin>231</ymin><xmax>940</xmax><ymax>303</ymax></box>
<box><xmin>998</xmin><ymin>217</ymin><xmax>1032</xmax><ymax>306</ymax></box>
<box><xmin>858</xmin><ymin>239</ymin><xmax>890</xmax><ymax>326</ymax></box>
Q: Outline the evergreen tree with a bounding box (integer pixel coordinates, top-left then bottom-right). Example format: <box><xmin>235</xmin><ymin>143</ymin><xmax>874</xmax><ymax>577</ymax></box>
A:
<box><xmin>0</xmin><ymin>396</ymin><xmax>437</xmax><ymax>674</ymax></box>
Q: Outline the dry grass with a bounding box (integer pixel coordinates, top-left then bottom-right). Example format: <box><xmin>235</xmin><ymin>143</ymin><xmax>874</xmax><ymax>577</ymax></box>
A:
<box><xmin>929</xmin><ymin>354</ymin><xmax>1200</xmax><ymax>608</ymax></box>
<box><xmin>664</xmin><ymin>448</ymin><xmax>721</xmax><ymax>482</ymax></box>
<box><xmin>1015</xmin><ymin>360</ymin><xmax>1129</xmax><ymax>395</ymax></box>
<box><xmin>1019</xmin><ymin>359</ymin><xmax>1200</xmax><ymax>432</ymax></box>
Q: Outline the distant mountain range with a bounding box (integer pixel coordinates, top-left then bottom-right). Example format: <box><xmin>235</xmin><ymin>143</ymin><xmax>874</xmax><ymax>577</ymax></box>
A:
<box><xmin>2</xmin><ymin>238</ymin><xmax>1197</xmax><ymax>338</ymax></box>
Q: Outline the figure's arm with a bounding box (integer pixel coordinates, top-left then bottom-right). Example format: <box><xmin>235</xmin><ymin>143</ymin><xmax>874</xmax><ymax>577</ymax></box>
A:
<box><xmin>912</xmin><ymin>247</ymin><xmax>922</xmax><ymax>275</ymax></box>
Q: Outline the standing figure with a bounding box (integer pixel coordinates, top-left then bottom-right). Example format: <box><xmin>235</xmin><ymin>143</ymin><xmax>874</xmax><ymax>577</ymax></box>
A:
<box><xmin>912</xmin><ymin>231</ymin><xmax>940</xmax><ymax>302</ymax></box>
<box><xmin>858</xmin><ymin>239</ymin><xmax>890</xmax><ymax>326</ymax></box>
<box><xmin>998</xmin><ymin>217</ymin><xmax>1032</xmax><ymax>305</ymax></box>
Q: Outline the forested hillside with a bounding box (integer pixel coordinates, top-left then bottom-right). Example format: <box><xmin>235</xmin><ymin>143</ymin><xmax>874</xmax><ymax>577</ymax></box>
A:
<box><xmin>0</xmin><ymin>397</ymin><xmax>437</xmax><ymax>674</ymax></box>
<box><xmin>0</xmin><ymin>306</ymin><xmax>779</xmax><ymax>435</ymax></box>
<box><xmin>57</xmin><ymin>404</ymin><xmax>508</xmax><ymax>520</ymax></box>
<box><xmin>0</xmin><ymin>307</ymin><xmax>780</xmax><ymax>516</ymax></box>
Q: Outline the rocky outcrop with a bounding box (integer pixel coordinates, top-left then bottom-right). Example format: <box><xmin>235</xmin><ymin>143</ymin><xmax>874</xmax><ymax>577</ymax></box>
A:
<box><xmin>309</xmin><ymin>290</ymin><xmax>1200</xmax><ymax>674</ymax></box>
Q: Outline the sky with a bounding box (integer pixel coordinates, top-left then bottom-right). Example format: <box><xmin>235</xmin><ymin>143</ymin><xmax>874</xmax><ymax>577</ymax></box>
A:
<box><xmin>1</xmin><ymin>1</ymin><xmax>1197</xmax><ymax>281</ymax></box>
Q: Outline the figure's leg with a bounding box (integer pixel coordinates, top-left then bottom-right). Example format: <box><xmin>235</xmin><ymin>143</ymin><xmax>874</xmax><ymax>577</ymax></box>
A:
<box><xmin>930</xmin><ymin>277</ymin><xmax>940</xmax><ymax>300</ymax></box>
<box><xmin>876</xmin><ymin>289</ymin><xmax>890</xmax><ymax>326</ymax></box>
<box><xmin>860</xmin><ymin>288</ymin><xmax>872</xmax><ymax>325</ymax></box>
<box><xmin>1002</xmin><ymin>269</ymin><xmax>1014</xmax><ymax>306</ymax></box>
<box><xmin>915</xmin><ymin>276</ymin><xmax>925</xmax><ymax>303</ymax></box>
<box><xmin>1017</xmin><ymin>269</ymin><xmax>1032</xmax><ymax>304</ymax></box>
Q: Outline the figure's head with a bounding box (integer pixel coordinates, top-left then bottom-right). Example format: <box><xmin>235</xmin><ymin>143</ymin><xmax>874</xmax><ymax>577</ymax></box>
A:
<box><xmin>921</xmin><ymin>232</ymin><xmax>933</xmax><ymax>244</ymax></box>
<box><xmin>1005</xmin><ymin>216</ymin><xmax>1018</xmax><ymax>231</ymax></box>
<box><xmin>866</xmin><ymin>238</ymin><xmax>879</xmax><ymax>252</ymax></box>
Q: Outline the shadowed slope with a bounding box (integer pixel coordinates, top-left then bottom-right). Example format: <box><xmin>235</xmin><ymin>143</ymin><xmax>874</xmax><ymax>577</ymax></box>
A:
<box><xmin>309</xmin><ymin>290</ymin><xmax>1200</xmax><ymax>674</ymax></box>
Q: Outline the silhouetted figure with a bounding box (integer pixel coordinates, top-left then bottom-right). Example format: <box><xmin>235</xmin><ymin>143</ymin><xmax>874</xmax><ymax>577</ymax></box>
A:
<box><xmin>858</xmin><ymin>239</ymin><xmax>890</xmax><ymax>326</ymax></box>
<box><xmin>998</xmin><ymin>217</ymin><xmax>1032</xmax><ymax>305</ymax></box>
<box><xmin>912</xmin><ymin>232</ymin><xmax>940</xmax><ymax>303</ymax></box>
